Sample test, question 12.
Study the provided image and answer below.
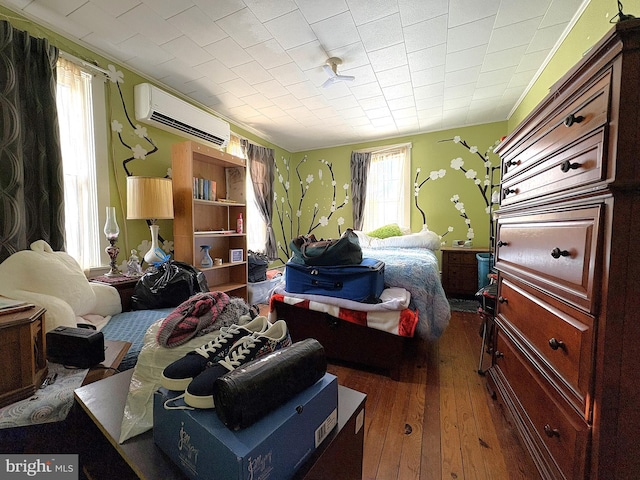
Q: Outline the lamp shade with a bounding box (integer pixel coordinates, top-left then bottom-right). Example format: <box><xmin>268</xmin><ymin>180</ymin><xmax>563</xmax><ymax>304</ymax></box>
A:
<box><xmin>127</xmin><ymin>176</ymin><xmax>174</xmax><ymax>220</ymax></box>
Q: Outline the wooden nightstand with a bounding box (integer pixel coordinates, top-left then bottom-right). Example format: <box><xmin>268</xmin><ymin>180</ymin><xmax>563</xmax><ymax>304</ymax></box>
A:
<box><xmin>440</xmin><ymin>247</ymin><xmax>489</xmax><ymax>298</ymax></box>
<box><xmin>90</xmin><ymin>275</ymin><xmax>140</xmax><ymax>312</ymax></box>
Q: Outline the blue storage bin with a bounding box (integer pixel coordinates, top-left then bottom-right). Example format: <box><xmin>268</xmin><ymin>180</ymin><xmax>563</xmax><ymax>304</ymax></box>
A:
<box><xmin>476</xmin><ymin>253</ymin><xmax>493</xmax><ymax>290</ymax></box>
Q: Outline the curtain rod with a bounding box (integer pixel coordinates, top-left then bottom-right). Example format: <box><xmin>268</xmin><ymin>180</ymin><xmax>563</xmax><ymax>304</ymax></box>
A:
<box><xmin>354</xmin><ymin>142</ymin><xmax>412</xmax><ymax>154</ymax></box>
<box><xmin>59</xmin><ymin>51</ymin><xmax>110</xmax><ymax>76</ymax></box>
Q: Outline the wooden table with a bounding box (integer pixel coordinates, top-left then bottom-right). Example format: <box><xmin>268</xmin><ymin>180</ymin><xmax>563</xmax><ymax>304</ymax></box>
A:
<box><xmin>74</xmin><ymin>369</ymin><xmax>366</xmax><ymax>480</ymax></box>
<box><xmin>83</xmin><ymin>340</ymin><xmax>131</xmax><ymax>385</ymax></box>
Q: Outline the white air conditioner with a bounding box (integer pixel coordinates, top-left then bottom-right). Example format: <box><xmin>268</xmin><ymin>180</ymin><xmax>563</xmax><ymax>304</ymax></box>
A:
<box><xmin>134</xmin><ymin>83</ymin><xmax>230</xmax><ymax>148</ymax></box>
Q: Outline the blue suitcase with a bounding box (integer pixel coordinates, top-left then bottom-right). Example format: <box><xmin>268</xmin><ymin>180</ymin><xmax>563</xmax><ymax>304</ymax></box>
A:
<box><xmin>285</xmin><ymin>258</ymin><xmax>385</xmax><ymax>303</ymax></box>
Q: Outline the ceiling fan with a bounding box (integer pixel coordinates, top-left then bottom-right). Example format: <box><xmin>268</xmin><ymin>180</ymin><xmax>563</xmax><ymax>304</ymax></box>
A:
<box><xmin>322</xmin><ymin>57</ymin><xmax>355</xmax><ymax>88</ymax></box>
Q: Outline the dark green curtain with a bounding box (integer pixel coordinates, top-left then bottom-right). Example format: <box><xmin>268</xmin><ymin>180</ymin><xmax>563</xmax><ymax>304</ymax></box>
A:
<box><xmin>350</xmin><ymin>151</ymin><xmax>371</xmax><ymax>231</ymax></box>
<box><xmin>0</xmin><ymin>21</ymin><xmax>64</xmax><ymax>263</ymax></box>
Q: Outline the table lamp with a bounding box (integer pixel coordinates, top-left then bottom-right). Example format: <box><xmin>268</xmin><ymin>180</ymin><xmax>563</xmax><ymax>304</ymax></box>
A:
<box><xmin>127</xmin><ymin>176</ymin><xmax>174</xmax><ymax>265</ymax></box>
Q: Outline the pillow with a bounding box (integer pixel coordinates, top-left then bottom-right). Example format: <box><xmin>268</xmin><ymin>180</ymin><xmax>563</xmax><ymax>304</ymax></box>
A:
<box><xmin>354</xmin><ymin>229</ymin><xmax>441</xmax><ymax>251</ymax></box>
<box><xmin>366</xmin><ymin>224</ymin><xmax>403</xmax><ymax>239</ymax></box>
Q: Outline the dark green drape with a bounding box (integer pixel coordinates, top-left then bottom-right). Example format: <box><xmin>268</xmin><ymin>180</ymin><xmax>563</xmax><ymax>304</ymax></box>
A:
<box><xmin>350</xmin><ymin>151</ymin><xmax>371</xmax><ymax>231</ymax></box>
<box><xmin>0</xmin><ymin>21</ymin><xmax>64</xmax><ymax>262</ymax></box>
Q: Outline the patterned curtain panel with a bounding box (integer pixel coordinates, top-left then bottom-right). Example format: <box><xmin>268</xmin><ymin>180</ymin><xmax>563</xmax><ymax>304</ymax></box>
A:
<box><xmin>350</xmin><ymin>151</ymin><xmax>371</xmax><ymax>231</ymax></box>
<box><xmin>0</xmin><ymin>21</ymin><xmax>64</xmax><ymax>263</ymax></box>
<box><xmin>241</xmin><ymin>140</ymin><xmax>277</xmax><ymax>260</ymax></box>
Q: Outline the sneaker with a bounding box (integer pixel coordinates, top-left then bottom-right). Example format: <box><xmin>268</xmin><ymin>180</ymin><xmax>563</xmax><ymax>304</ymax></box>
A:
<box><xmin>183</xmin><ymin>320</ymin><xmax>291</xmax><ymax>409</ymax></box>
<box><xmin>160</xmin><ymin>316</ymin><xmax>270</xmax><ymax>391</ymax></box>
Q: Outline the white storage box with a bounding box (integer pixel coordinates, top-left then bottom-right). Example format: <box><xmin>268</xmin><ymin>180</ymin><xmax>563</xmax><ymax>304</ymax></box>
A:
<box><xmin>248</xmin><ymin>277</ymin><xmax>282</xmax><ymax>305</ymax></box>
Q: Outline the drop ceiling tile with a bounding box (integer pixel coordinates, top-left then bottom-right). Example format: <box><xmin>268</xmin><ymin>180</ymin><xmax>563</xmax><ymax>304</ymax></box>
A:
<box><xmin>447</xmin><ymin>16</ymin><xmax>494</xmax><ymax>54</ymax></box>
<box><xmin>253</xmin><ymin>79</ymin><xmax>291</xmax><ymax>98</ymax></box>
<box><xmin>144</xmin><ymin>0</ymin><xmax>193</xmax><ymax>19</ymax></box>
<box><xmin>321</xmin><ymin>82</ymin><xmax>354</xmax><ymax>99</ymax></box>
<box><xmin>302</xmin><ymin>95</ymin><xmax>331</xmax><ymax>110</ymax></box>
<box><xmin>444</xmin><ymin>82</ymin><xmax>475</xmax><ymax>99</ymax></box>
<box><xmin>232</xmin><ymin>61</ymin><xmax>273</xmax><ymax>85</ymax></box>
<box><xmin>69</xmin><ymin>3</ymin><xmax>134</xmax><ymax>45</ymax></box>
<box><xmin>416</xmin><ymin>96</ymin><xmax>444</xmax><ymax>110</ymax></box>
<box><xmin>358</xmin><ymin>95</ymin><xmax>388</xmax><ymax>110</ymax></box>
<box><xmin>162</xmin><ymin>35</ymin><xmax>214</xmax><ymax>67</ymax></box>
<box><xmin>227</xmin><ymin>103</ymin><xmax>262</xmax><ymax>118</ymax></box>
<box><xmin>168</xmin><ymin>6</ymin><xmax>227</xmax><ymax>47</ymax></box>
<box><xmin>313</xmin><ymin>106</ymin><xmax>340</xmax><ymax>119</ymax></box>
<box><xmin>342</xmin><ymin>64</ymin><xmax>377</xmax><ymax>86</ymax></box>
<box><xmin>526</xmin><ymin>23</ymin><xmax>566</xmax><ymax>53</ymax></box>
<box><xmin>368</xmin><ymin>43</ymin><xmax>408</xmax><ymax>71</ymax></box>
<box><xmin>448</xmin><ymin>0</ymin><xmax>500</xmax><ymax>28</ymax></box>
<box><xmin>508</xmin><ymin>69</ymin><xmax>536</xmax><ymax>88</ymax></box>
<box><xmin>477</xmin><ymin>66</ymin><xmax>517</xmax><ymax>88</ymax></box>
<box><xmin>118</xmin><ymin>3</ymin><xmax>181</xmax><ymax>45</ymax></box>
<box><xmin>191</xmin><ymin>0</ymin><xmax>244</xmax><ymax>21</ymax></box>
<box><xmin>286</xmin><ymin>80</ymin><xmax>319</xmax><ymax>100</ymax></box>
<box><xmin>220</xmin><ymin>77</ymin><xmax>259</xmax><ymax>97</ymax></box>
<box><xmin>445</xmin><ymin>44</ymin><xmax>486</xmax><ymax>72</ymax></box>
<box><xmin>486</xmin><ymin>17</ymin><xmax>541</xmax><ymax>53</ymax></box>
<box><xmin>246</xmin><ymin>39</ymin><xmax>292</xmax><ymax>69</ymax></box>
<box><xmin>392</xmin><ymin>106</ymin><xmax>417</xmax><ymax>119</ymax></box>
<box><xmin>339</xmin><ymin>106</ymin><xmax>367</xmax><ymax>118</ymax></box>
<box><xmin>271</xmin><ymin>64</ymin><xmax>313</xmax><ymax>89</ymax></box>
<box><xmin>118</xmin><ymin>34</ymin><xmax>174</xmax><ymax>65</ymax></box>
<box><xmin>328</xmin><ymin>95</ymin><xmax>360</xmax><ymax>110</ymax></box>
<box><xmin>310</xmin><ymin>11</ymin><xmax>359</xmax><ymax>51</ymax></box>
<box><xmin>204</xmin><ymin>37</ymin><xmax>253</xmax><ymax>69</ymax></box>
<box><xmin>89</xmin><ymin>0</ymin><xmax>140</xmax><ymax>17</ymax></box>
<box><xmin>516</xmin><ymin>49</ymin><xmax>549</xmax><ymax>73</ymax></box>
<box><xmin>376</xmin><ymin>64</ymin><xmax>411</xmax><ymax>87</ymax></box>
<box><xmin>216</xmin><ymin>7</ymin><xmax>272</xmax><ymax>48</ymax></box>
<box><xmin>194</xmin><ymin>59</ymin><xmax>238</xmax><ymax>84</ymax></box>
<box><xmin>445</xmin><ymin>65</ymin><xmax>480</xmax><ymax>87</ymax></box>
<box><xmin>398</xmin><ymin>0</ymin><xmax>448</xmax><ymax>27</ymax></box>
<box><xmin>183</xmin><ymin>76</ymin><xmax>227</xmax><ymax>96</ymax></box>
<box><xmin>265</xmin><ymin>10</ymin><xmax>317</xmax><ymax>50</ymax></box>
<box><xmin>22</xmin><ymin>2</ymin><xmax>92</xmax><ymax>39</ymax></box>
<box><xmin>295</xmin><ymin>0</ymin><xmax>348</xmax><ymax>24</ymax></box>
<box><xmin>540</xmin><ymin>0</ymin><xmax>583</xmax><ymax>28</ymax></box>
<box><xmin>351</xmin><ymin>82</ymin><xmax>384</xmax><ymax>100</ymax></box>
<box><xmin>414</xmin><ymin>82</ymin><xmax>444</xmax><ymax>100</ymax></box>
<box><xmin>347</xmin><ymin>0</ymin><xmax>398</xmax><ymax>26</ymax></box>
<box><xmin>481</xmin><ymin>44</ymin><xmax>528</xmax><ymax>71</ymax></box>
<box><xmin>358</xmin><ymin>13</ymin><xmax>403</xmax><ymax>52</ymax></box>
<box><xmin>403</xmin><ymin>16</ymin><xmax>448</xmax><ymax>53</ymax></box>
<box><xmin>494</xmin><ymin>0</ymin><xmax>551</xmax><ymax>28</ymax></box>
<box><xmin>270</xmin><ymin>93</ymin><xmax>303</xmax><ymax>109</ymax></box>
<box><xmin>407</xmin><ymin>43</ymin><xmax>446</xmax><ymax>72</ymax></box>
<box><xmin>365</xmin><ymin>106</ymin><xmax>392</xmax><ymax>119</ymax></box>
<box><xmin>29</xmin><ymin>0</ymin><xmax>86</xmax><ymax>16</ymax></box>
<box><xmin>287</xmin><ymin>40</ymin><xmax>327</xmax><ymax>71</ymax></box>
<box><xmin>244</xmin><ymin>0</ymin><xmax>297</xmax><ymax>22</ymax></box>
<box><xmin>382</xmin><ymin>82</ymin><xmax>413</xmax><ymax>100</ymax></box>
<box><xmin>443</xmin><ymin>96</ymin><xmax>472</xmax><ymax>110</ymax></box>
<box><xmin>260</xmin><ymin>104</ymin><xmax>288</xmax><ymax>118</ymax></box>
<box><xmin>411</xmin><ymin>65</ymin><xmax>445</xmax><ymax>87</ymax></box>
<box><xmin>81</xmin><ymin>33</ymin><xmax>136</xmax><ymax>62</ymax></box>
<box><xmin>471</xmin><ymin>83</ymin><xmax>507</xmax><ymax>100</ymax></box>
<box><xmin>212</xmin><ymin>90</ymin><xmax>246</xmax><ymax>109</ymax></box>
<box><xmin>327</xmin><ymin>42</ymin><xmax>369</xmax><ymax>69</ymax></box>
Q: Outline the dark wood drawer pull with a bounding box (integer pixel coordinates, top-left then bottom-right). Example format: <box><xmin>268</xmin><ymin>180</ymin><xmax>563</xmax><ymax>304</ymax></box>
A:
<box><xmin>548</xmin><ymin>338</ymin><xmax>566</xmax><ymax>351</ymax></box>
<box><xmin>497</xmin><ymin>240</ymin><xmax>508</xmax><ymax>247</ymax></box>
<box><xmin>504</xmin><ymin>159</ymin><xmax>520</xmax><ymax>172</ymax></box>
<box><xmin>560</xmin><ymin>160</ymin><xmax>581</xmax><ymax>172</ymax></box>
<box><xmin>544</xmin><ymin>424</ymin><xmax>561</xmax><ymax>438</ymax></box>
<box><xmin>551</xmin><ymin>247</ymin><xmax>570</xmax><ymax>259</ymax></box>
<box><xmin>498</xmin><ymin>296</ymin><xmax>508</xmax><ymax>304</ymax></box>
<box><xmin>495</xmin><ymin>351</ymin><xmax>504</xmax><ymax>359</ymax></box>
<box><xmin>563</xmin><ymin>113</ymin><xmax>584</xmax><ymax>127</ymax></box>
<box><xmin>503</xmin><ymin>187</ymin><xmax>516</xmax><ymax>196</ymax></box>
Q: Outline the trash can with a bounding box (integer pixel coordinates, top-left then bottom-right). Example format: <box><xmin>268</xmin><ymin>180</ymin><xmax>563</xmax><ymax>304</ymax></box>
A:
<box><xmin>476</xmin><ymin>253</ymin><xmax>493</xmax><ymax>290</ymax></box>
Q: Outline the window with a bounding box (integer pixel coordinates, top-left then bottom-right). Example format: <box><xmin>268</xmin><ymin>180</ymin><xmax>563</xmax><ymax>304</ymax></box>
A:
<box><xmin>227</xmin><ymin>134</ymin><xmax>267</xmax><ymax>252</ymax></box>
<box><xmin>361</xmin><ymin>144</ymin><xmax>411</xmax><ymax>232</ymax></box>
<box><xmin>56</xmin><ymin>56</ymin><xmax>109</xmax><ymax>271</ymax></box>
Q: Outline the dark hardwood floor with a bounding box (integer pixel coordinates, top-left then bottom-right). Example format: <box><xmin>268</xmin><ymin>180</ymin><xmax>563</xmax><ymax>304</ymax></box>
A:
<box><xmin>326</xmin><ymin>310</ymin><xmax>540</xmax><ymax>480</ymax></box>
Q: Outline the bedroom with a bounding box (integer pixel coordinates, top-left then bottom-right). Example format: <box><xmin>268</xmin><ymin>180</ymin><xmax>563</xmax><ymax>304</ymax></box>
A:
<box><xmin>1</xmin><ymin>0</ymin><xmax>639</xmax><ymax>479</ymax></box>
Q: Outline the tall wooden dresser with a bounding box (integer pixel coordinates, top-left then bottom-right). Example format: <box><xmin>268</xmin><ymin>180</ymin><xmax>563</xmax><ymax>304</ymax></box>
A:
<box><xmin>490</xmin><ymin>20</ymin><xmax>640</xmax><ymax>480</ymax></box>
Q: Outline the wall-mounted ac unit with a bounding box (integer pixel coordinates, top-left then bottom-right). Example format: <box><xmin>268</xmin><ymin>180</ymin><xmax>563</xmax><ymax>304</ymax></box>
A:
<box><xmin>134</xmin><ymin>83</ymin><xmax>230</xmax><ymax>148</ymax></box>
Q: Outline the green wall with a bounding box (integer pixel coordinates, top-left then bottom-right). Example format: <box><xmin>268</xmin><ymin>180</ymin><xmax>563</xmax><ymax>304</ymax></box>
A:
<box><xmin>509</xmin><ymin>0</ymin><xmax>621</xmax><ymax>130</ymax></box>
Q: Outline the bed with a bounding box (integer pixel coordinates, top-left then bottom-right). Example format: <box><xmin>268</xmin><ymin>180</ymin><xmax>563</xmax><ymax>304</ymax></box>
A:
<box><xmin>268</xmin><ymin>230</ymin><xmax>451</xmax><ymax>379</ymax></box>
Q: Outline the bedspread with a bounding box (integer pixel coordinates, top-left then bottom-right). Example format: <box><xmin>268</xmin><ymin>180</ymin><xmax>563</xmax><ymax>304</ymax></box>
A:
<box><xmin>361</xmin><ymin>247</ymin><xmax>450</xmax><ymax>340</ymax></box>
<box><xmin>270</xmin><ymin>292</ymin><xmax>418</xmax><ymax>337</ymax></box>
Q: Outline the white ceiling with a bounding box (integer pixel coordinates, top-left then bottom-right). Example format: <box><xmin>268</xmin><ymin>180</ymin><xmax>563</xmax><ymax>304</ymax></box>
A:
<box><xmin>1</xmin><ymin>0</ymin><xmax>586</xmax><ymax>152</ymax></box>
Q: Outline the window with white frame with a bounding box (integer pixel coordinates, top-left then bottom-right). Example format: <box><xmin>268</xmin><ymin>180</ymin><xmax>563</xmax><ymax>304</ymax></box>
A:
<box><xmin>227</xmin><ymin>134</ymin><xmax>267</xmax><ymax>252</ymax></box>
<box><xmin>361</xmin><ymin>143</ymin><xmax>411</xmax><ymax>232</ymax></box>
<box><xmin>56</xmin><ymin>56</ymin><xmax>109</xmax><ymax>271</ymax></box>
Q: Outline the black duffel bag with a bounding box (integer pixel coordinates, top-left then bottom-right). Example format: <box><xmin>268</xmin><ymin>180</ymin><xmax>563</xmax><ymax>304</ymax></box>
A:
<box><xmin>131</xmin><ymin>260</ymin><xmax>209</xmax><ymax>310</ymax></box>
<box><xmin>248</xmin><ymin>250</ymin><xmax>268</xmax><ymax>283</ymax></box>
<box><xmin>289</xmin><ymin>228</ymin><xmax>362</xmax><ymax>266</ymax></box>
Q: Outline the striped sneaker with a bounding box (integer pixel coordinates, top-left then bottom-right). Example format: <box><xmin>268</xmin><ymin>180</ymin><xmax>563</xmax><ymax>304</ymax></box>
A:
<box><xmin>160</xmin><ymin>316</ymin><xmax>270</xmax><ymax>391</ymax></box>
<box><xmin>184</xmin><ymin>320</ymin><xmax>291</xmax><ymax>409</ymax></box>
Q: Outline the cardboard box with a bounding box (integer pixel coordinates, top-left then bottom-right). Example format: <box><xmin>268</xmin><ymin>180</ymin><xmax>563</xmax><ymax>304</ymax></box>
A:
<box><xmin>153</xmin><ymin>373</ymin><xmax>338</xmax><ymax>480</ymax></box>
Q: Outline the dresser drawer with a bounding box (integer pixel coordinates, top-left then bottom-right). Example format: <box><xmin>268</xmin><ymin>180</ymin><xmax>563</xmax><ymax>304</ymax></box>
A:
<box><xmin>500</xmin><ymin>69</ymin><xmax>611</xmax><ymax>181</ymax></box>
<box><xmin>501</xmin><ymin>128</ymin><xmax>605</xmax><ymax>207</ymax></box>
<box><xmin>497</xmin><ymin>276</ymin><xmax>594</xmax><ymax>411</ymax></box>
<box><xmin>495</xmin><ymin>205</ymin><xmax>602</xmax><ymax>313</ymax></box>
<box><xmin>494</xmin><ymin>330</ymin><xmax>590</xmax><ymax>480</ymax></box>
